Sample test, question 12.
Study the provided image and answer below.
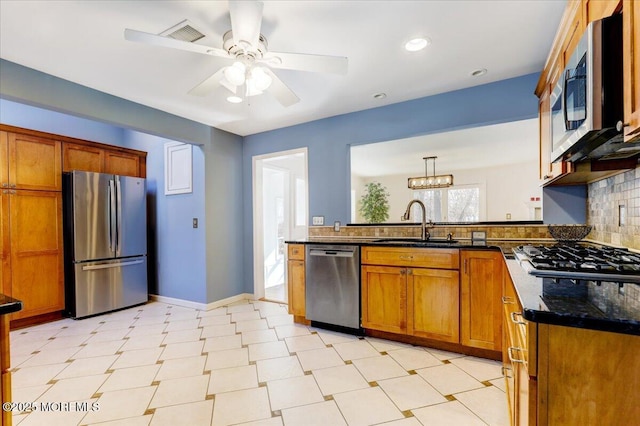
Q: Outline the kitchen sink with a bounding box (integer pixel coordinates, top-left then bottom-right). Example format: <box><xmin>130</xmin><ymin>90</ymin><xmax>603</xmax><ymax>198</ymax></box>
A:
<box><xmin>373</xmin><ymin>238</ymin><xmax>458</xmax><ymax>245</ymax></box>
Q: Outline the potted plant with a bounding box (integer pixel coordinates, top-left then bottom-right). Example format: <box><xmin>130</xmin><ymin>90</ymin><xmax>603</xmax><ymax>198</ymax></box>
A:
<box><xmin>359</xmin><ymin>182</ymin><xmax>390</xmax><ymax>223</ymax></box>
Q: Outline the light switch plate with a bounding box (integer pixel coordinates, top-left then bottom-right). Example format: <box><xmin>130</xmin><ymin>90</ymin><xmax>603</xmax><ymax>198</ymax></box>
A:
<box><xmin>312</xmin><ymin>216</ymin><xmax>324</xmax><ymax>226</ymax></box>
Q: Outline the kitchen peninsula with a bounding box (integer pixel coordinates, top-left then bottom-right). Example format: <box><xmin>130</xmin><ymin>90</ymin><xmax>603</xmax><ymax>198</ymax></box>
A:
<box><xmin>287</xmin><ymin>221</ymin><xmax>640</xmax><ymax>425</ymax></box>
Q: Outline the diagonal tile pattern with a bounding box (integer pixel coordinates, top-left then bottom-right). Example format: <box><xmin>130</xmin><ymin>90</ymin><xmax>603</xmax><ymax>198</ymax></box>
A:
<box><xmin>9</xmin><ymin>300</ymin><xmax>508</xmax><ymax>425</ymax></box>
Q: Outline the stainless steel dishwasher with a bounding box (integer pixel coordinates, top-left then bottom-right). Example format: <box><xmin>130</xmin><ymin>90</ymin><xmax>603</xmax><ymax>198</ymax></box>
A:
<box><xmin>305</xmin><ymin>245</ymin><xmax>360</xmax><ymax>331</ymax></box>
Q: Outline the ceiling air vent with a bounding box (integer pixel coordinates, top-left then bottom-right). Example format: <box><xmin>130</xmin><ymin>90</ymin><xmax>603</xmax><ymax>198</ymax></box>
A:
<box><xmin>160</xmin><ymin>19</ymin><xmax>205</xmax><ymax>43</ymax></box>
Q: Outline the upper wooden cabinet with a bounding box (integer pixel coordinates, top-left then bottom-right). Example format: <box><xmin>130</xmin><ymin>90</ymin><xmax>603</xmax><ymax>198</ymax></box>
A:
<box><xmin>104</xmin><ymin>150</ymin><xmax>141</xmax><ymax>177</ymax></box>
<box><xmin>0</xmin><ymin>131</ymin><xmax>61</xmax><ymax>191</ymax></box>
<box><xmin>535</xmin><ymin>0</ymin><xmax>640</xmax><ymax>185</ymax></box>
<box><xmin>622</xmin><ymin>0</ymin><xmax>640</xmax><ymax>141</ymax></box>
<box><xmin>63</xmin><ymin>142</ymin><xmax>105</xmax><ymax>174</ymax></box>
<box><xmin>63</xmin><ymin>141</ymin><xmax>145</xmax><ymax>177</ymax></box>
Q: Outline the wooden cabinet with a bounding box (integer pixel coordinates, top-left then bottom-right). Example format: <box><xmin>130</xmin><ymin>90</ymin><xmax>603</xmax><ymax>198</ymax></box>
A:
<box><xmin>502</xmin><ymin>272</ymin><xmax>536</xmax><ymax>426</ymax></box>
<box><xmin>361</xmin><ymin>265</ymin><xmax>408</xmax><ymax>334</ymax></box>
<box><xmin>460</xmin><ymin>250</ymin><xmax>503</xmax><ymax>351</ymax></box>
<box><xmin>361</xmin><ymin>246</ymin><xmax>460</xmax><ymax>343</ymax></box>
<box><xmin>537</xmin><ymin>324</ymin><xmax>640</xmax><ymax>424</ymax></box>
<box><xmin>104</xmin><ymin>150</ymin><xmax>141</xmax><ymax>177</ymax></box>
<box><xmin>0</xmin><ymin>314</ymin><xmax>11</xmax><ymax>426</ymax></box>
<box><xmin>0</xmin><ymin>131</ymin><xmax>64</xmax><ymax>325</ymax></box>
<box><xmin>623</xmin><ymin>0</ymin><xmax>640</xmax><ymax>141</ymax></box>
<box><xmin>63</xmin><ymin>142</ymin><xmax>105</xmax><ymax>173</ymax></box>
<box><xmin>534</xmin><ymin>0</ymin><xmax>640</xmax><ymax>185</ymax></box>
<box><xmin>287</xmin><ymin>244</ymin><xmax>307</xmax><ymax>320</ymax></box>
<box><xmin>407</xmin><ymin>267</ymin><xmax>459</xmax><ymax>343</ymax></box>
<box><xmin>4</xmin><ymin>190</ymin><xmax>64</xmax><ymax>320</ymax></box>
<box><xmin>63</xmin><ymin>141</ymin><xmax>144</xmax><ymax>178</ymax></box>
<box><xmin>0</xmin><ymin>131</ymin><xmax>61</xmax><ymax>191</ymax></box>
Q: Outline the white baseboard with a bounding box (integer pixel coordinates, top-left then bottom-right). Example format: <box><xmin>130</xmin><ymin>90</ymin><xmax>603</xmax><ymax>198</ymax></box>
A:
<box><xmin>149</xmin><ymin>293</ymin><xmax>255</xmax><ymax>311</ymax></box>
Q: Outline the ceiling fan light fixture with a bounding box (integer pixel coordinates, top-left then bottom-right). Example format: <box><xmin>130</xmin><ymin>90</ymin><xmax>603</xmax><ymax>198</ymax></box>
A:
<box><xmin>224</xmin><ymin>62</ymin><xmax>246</xmax><ymax>86</ymax></box>
<box><xmin>250</xmin><ymin>66</ymin><xmax>272</xmax><ymax>91</ymax></box>
<box><xmin>404</xmin><ymin>37</ymin><xmax>430</xmax><ymax>52</ymax></box>
<box><xmin>227</xmin><ymin>95</ymin><xmax>243</xmax><ymax>104</ymax></box>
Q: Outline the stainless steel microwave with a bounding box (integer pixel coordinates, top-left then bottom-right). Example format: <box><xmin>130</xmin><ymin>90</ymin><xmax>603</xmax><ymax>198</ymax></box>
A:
<box><xmin>550</xmin><ymin>14</ymin><xmax>627</xmax><ymax>163</ymax></box>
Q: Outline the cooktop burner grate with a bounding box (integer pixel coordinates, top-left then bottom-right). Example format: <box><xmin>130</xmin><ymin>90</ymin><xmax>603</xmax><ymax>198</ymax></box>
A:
<box><xmin>515</xmin><ymin>243</ymin><xmax>640</xmax><ymax>281</ymax></box>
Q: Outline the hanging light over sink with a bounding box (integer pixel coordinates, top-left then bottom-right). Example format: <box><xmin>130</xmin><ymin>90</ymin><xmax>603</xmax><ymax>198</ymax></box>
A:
<box><xmin>407</xmin><ymin>156</ymin><xmax>454</xmax><ymax>189</ymax></box>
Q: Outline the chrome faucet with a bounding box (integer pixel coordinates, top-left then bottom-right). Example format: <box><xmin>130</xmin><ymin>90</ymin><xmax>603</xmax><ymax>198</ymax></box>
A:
<box><xmin>402</xmin><ymin>199</ymin><xmax>431</xmax><ymax>240</ymax></box>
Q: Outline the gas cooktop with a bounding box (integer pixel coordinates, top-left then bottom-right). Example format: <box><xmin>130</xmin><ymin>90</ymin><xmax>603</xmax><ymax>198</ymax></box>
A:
<box><xmin>513</xmin><ymin>243</ymin><xmax>640</xmax><ymax>284</ymax></box>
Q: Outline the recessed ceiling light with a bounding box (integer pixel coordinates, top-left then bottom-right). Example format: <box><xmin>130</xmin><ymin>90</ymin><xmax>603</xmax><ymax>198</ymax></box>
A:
<box><xmin>404</xmin><ymin>37</ymin><xmax>430</xmax><ymax>52</ymax></box>
<box><xmin>471</xmin><ymin>68</ymin><xmax>487</xmax><ymax>77</ymax></box>
<box><xmin>227</xmin><ymin>96</ymin><xmax>242</xmax><ymax>103</ymax></box>
<box><xmin>373</xmin><ymin>93</ymin><xmax>387</xmax><ymax>100</ymax></box>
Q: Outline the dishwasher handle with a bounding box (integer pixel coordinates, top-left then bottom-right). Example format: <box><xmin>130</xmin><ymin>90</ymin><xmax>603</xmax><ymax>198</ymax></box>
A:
<box><xmin>308</xmin><ymin>248</ymin><xmax>356</xmax><ymax>258</ymax></box>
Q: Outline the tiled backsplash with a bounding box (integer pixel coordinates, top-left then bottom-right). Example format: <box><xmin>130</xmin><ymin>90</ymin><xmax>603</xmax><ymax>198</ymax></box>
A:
<box><xmin>588</xmin><ymin>166</ymin><xmax>640</xmax><ymax>250</ymax></box>
<box><xmin>308</xmin><ymin>224</ymin><xmax>553</xmax><ymax>241</ymax></box>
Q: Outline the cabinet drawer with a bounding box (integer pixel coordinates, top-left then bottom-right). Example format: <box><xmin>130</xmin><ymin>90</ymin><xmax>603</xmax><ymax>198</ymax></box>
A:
<box><xmin>362</xmin><ymin>246</ymin><xmax>459</xmax><ymax>269</ymax></box>
<box><xmin>288</xmin><ymin>244</ymin><xmax>305</xmax><ymax>260</ymax></box>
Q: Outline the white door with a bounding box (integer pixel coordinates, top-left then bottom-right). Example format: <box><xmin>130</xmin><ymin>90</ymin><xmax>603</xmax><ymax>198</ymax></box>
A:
<box><xmin>253</xmin><ymin>148</ymin><xmax>308</xmax><ymax>302</ymax></box>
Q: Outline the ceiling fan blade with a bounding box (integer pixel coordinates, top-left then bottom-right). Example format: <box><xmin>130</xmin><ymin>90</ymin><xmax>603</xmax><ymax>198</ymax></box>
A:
<box><xmin>229</xmin><ymin>0</ymin><xmax>263</xmax><ymax>47</ymax></box>
<box><xmin>124</xmin><ymin>28</ymin><xmax>230</xmax><ymax>59</ymax></box>
<box><xmin>188</xmin><ymin>68</ymin><xmax>227</xmax><ymax>96</ymax></box>
<box><xmin>261</xmin><ymin>51</ymin><xmax>348</xmax><ymax>75</ymax></box>
<box><xmin>263</xmin><ymin>68</ymin><xmax>299</xmax><ymax>107</ymax></box>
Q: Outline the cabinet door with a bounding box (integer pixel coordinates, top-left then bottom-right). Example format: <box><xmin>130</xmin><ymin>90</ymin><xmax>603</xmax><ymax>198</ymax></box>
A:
<box><xmin>361</xmin><ymin>265</ymin><xmax>406</xmax><ymax>334</ymax></box>
<box><xmin>9</xmin><ymin>190</ymin><xmax>64</xmax><ymax>320</ymax></box>
<box><xmin>62</xmin><ymin>142</ymin><xmax>104</xmax><ymax>173</ymax></box>
<box><xmin>0</xmin><ymin>191</ymin><xmax>9</xmax><ymax>297</ymax></box>
<box><xmin>7</xmin><ymin>133</ymin><xmax>61</xmax><ymax>191</ymax></box>
<box><xmin>105</xmin><ymin>150</ymin><xmax>140</xmax><ymax>177</ymax></box>
<box><xmin>287</xmin><ymin>259</ymin><xmax>305</xmax><ymax>317</ymax></box>
<box><xmin>623</xmin><ymin>0</ymin><xmax>640</xmax><ymax>141</ymax></box>
<box><xmin>407</xmin><ymin>268</ymin><xmax>459</xmax><ymax>343</ymax></box>
<box><xmin>461</xmin><ymin>251</ymin><xmax>503</xmax><ymax>351</ymax></box>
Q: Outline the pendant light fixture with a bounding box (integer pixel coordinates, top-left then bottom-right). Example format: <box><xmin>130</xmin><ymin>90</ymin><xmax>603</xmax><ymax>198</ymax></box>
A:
<box><xmin>408</xmin><ymin>156</ymin><xmax>453</xmax><ymax>189</ymax></box>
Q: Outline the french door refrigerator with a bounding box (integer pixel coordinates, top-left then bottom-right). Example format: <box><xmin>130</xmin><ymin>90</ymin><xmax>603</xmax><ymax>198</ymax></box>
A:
<box><xmin>63</xmin><ymin>171</ymin><xmax>148</xmax><ymax>318</ymax></box>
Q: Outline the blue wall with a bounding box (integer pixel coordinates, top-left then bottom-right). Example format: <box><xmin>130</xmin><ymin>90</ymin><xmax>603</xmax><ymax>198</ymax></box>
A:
<box><xmin>242</xmin><ymin>73</ymin><xmax>542</xmax><ymax>290</ymax></box>
<box><xmin>1</xmin><ymin>57</ymin><xmax>548</xmax><ymax>302</ymax></box>
<box><xmin>0</xmin><ymin>98</ymin><xmax>210</xmax><ymax>303</ymax></box>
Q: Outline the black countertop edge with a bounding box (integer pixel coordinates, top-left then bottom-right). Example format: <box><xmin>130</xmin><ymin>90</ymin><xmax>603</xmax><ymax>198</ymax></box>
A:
<box><xmin>505</xmin><ymin>259</ymin><xmax>639</xmax><ymax>336</ymax></box>
<box><xmin>285</xmin><ymin>238</ymin><xmax>505</xmax><ymax>251</ymax></box>
<box><xmin>0</xmin><ymin>294</ymin><xmax>22</xmax><ymax>315</ymax></box>
<box><xmin>344</xmin><ymin>221</ymin><xmax>544</xmax><ymax>227</ymax></box>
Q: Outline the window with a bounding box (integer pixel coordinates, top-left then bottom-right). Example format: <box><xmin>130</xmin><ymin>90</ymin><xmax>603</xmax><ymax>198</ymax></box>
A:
<box><xmin>412</xmin><ymin>184</ymin><xmax>483</xmax><ymax>222</ymax></box>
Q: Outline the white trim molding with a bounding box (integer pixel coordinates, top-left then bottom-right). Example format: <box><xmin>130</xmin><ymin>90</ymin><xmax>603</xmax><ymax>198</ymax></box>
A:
<box><xmin>164</xmin><ymin>142</ymin><xmax>193</xmax><ymax>195</ymax></box>
<box><xmin>149</xmin><ymin>293</ymin><xmax>255</xmax><ymax>311</ymax></box>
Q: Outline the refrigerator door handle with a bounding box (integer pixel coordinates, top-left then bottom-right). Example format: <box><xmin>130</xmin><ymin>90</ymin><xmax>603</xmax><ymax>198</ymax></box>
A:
<box><xmin>116</xmin><ymin>177</ymin><xmax>122</xmax><ymax>257</ymax></box>
<box><xmin>108</xmin><ymin>179</ymin><xmax>117</xmax><ymax>253</ymax></box>
<box><xmin>81</xmin><ymin>259</ymin><xmax>145</xmax><ymax>271</ymax></box>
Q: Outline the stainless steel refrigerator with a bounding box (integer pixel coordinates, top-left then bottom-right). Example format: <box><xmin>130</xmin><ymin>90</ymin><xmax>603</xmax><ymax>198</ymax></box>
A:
<box><xmin>63</xmin><ymin>171</ymin><xmax>148</xmax><ymax>319</ymax></box>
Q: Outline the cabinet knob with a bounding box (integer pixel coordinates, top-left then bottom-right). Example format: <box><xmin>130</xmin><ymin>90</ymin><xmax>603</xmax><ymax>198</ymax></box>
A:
<box><xmin>10</xmin><ymin>184</ymin><xmax>16</xmax><ymax>188</ymax></box>
<box><xmin>1</xmin><ymin>183</ymin><xmax>7</xmax><ymax>188</ymax></box>
<box><xmin>616</xmin><ymin>121</ymin><xmax>629</xmax><ymax>132</ymax></box>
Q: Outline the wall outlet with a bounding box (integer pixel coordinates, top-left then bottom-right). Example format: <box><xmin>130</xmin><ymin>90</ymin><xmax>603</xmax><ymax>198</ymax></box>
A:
<box><xmin>506</xmin><ymin>213</ymin><xmax>512</xmax><ymax>220</ymax></box>
<box><xmin>312</xmin><ymin>216</ymin><xmax>324</xmax><ymax>226</ymax></box>
<box><xmin>192</xmin><ymin>218</ymin><xmax>198</xmax><ymax>228</ymax></box>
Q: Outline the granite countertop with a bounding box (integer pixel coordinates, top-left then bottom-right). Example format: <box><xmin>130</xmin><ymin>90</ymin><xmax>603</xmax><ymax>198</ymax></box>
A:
<box><xmin>0</xmin><ymin>293</ymin><xmax>22</xmax><ymax>315</ymax></box>
<box><xmin>285</xmin><ymin>237</ymin><xmax>512</xmax><ymax>253</ymax></box>
<box><xmin>505</xmin><ymin>259</ymin><xmax>639</xmax><ymax>336</ymax></box>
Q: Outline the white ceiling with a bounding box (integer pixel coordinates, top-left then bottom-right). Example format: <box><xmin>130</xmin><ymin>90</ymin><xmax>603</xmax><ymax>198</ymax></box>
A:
<box><xmin>350</xmin><ymin>118</ymin><xmax>539</xmax><ymax>177</ymax></box>
<box><xmin>0</xmin><ymin>1</ymin><xmax>565</xmax><ymax>137</ymax></box>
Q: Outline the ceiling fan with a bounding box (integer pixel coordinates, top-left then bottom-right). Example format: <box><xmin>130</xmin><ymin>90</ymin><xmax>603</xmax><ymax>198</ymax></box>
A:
<box><xmin>124</xmin><ymin>0</ymin><xmax>348</xmax><ymax>107</ymax></box>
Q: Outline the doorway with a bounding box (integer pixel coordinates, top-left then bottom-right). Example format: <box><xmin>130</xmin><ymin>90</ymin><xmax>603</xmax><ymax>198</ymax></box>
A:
<box><xmin>253</xmin><ymin>148</ymin><xmax>308</xmax><ymax>303</ymax></box>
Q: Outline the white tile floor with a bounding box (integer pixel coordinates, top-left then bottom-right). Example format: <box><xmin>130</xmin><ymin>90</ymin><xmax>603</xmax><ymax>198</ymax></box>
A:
<box><xmin>9</xmin><ymin>300</ymin><xmax>508</xmax><ymax>425</ymax></box>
